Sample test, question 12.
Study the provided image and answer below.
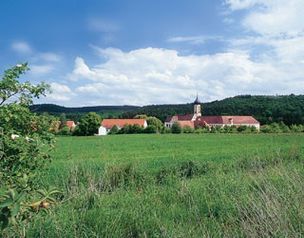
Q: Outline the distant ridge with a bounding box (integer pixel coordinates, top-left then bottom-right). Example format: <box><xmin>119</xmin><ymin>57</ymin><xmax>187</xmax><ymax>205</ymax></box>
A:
<box><xmin>30</xmin><ymin>95</ymin><xmax>304</xmax><ymax>125</ymax></box>
<box><xmin>30</xmin><ymin>104</ymin><xmax>140</xmax><ymax>114</ymax></box>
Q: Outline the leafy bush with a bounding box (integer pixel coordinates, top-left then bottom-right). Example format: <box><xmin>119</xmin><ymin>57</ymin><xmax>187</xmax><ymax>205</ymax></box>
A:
<box><xmin>0</xmin><ymin>63</ymin><xmax>59</xmax><ymax>234</ymax></box>
<box><xmin>171</xmin><ymin>122</ymin><xmax>182</xmax><ymax>134</ymax></box>
<box><xmin>109</xmin><ymin>125</ymin><xmax>119</xmax><ymax>134</ymax></box>
<box><xmin>144</xmin><ymin>125</ymin><xmax>157</xmax><ymax>134</ymax></box>
<box><xmin>182</xmin><ymin>125</ymin><xmax>194</xmax><ymax>133</ymax></box>
<box><xmin>161</xmin><ymin>127</ymin><xmax>171</xmax><ymax>134</ymax></box>
<box><xmin>57</xmin><ymin>125</ymin><xmax>71</xmax><ymax>136</ymax></box>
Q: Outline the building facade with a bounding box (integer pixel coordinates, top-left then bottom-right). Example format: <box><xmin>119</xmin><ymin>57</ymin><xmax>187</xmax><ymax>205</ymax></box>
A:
<box><xmin>165</xmin><ymin>96</ymin><xmax>260</xmax><ymax>130</ymax></box>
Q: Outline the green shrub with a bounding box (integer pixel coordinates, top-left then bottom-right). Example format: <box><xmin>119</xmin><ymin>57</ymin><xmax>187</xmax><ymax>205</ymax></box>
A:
<box><xmin>171</xmin><ymin>122</ymin><xmax>182</xmax><ymax>134</ymax></box>
<box><xmin>162</xmin><ymin>127</ymin><xmax>171</xmax><ymax>134</ymax></box>
<box><xmin>144</xmin><ymin>125</ymin><xmax>157</xmax><ymax>134</ymax></box>
<box><xmin>182</xmin><ymin>125</ymin><xmax>194</xmax><ymax>133</ymax></box>
<box><xmin>58</xmin><ymin>125</ymin><xmax>71</xmax><ymax>136</ymax></box>
<box><xmin>109</xmin><ymin>125</ymin><xmax>119</xmax><ymax>134</ymax></box>
<box><xmin>0</xmin><ymin>63</ymin><xmax>58</xmax><ymax>234</ymax></box>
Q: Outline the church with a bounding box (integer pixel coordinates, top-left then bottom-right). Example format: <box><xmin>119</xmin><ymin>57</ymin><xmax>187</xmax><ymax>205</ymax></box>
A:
<box><xmin>164</xmin><ymin>96</ymin><xmax>260</xmax><ymax>130</ymax></box>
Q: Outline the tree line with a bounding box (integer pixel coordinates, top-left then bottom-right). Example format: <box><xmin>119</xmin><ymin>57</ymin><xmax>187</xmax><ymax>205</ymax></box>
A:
<box><xmin>32</xmin><ymin>94</ymin><xmax>304</xmax><ymax>126</ymax></box>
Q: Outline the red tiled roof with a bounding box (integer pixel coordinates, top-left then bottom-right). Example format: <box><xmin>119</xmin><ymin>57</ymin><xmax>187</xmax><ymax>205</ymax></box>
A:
<box><xmin>195</xmin><ymin>116</ymin><xmax>259</xmax><ymax>126</ymax></box>
<box><xmin>165</xmin><ymin>114</ymin><xmax>194</xmax><ymax>122</ymax></box>
<box><xmin>221</xmin><ymin>116</ymin><xmax>259</xmax><ymax>124</ymax></box>
<box><xmin>101</xmin><ymin>119</ymin><xmax>146</xmax><ymax>129</ymax></box>
<box><xmin>177</xmin><ymin>114</ymin><xmax>194</xmax><ymax>121</ymax></box>
<box><xmin>197</xmin><ymin>116</ymin><xmax>223</xmax><ymax>124</ymax></box>
<box><xmin>66</xmin><ymin>120</ymin><xmax>75</xmax><ymax>129</ymax></box>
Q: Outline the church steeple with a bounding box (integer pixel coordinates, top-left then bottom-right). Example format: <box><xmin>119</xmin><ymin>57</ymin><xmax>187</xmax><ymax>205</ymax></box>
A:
<box><xmin>193</xmin><ymin>93</ymin><xmax>201</xmax><ymax>104</ymax></box>
<box><xmin>193</xmin><ymin>94</ymin><xmax>202</xmax><ymax>117</ymax></box>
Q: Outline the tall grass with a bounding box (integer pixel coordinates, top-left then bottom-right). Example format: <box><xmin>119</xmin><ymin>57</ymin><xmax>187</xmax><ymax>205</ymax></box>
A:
<box><xmin>5</xmin><ymin>134</ymin><xmax>304</xmax><ymax>238</ymax></box>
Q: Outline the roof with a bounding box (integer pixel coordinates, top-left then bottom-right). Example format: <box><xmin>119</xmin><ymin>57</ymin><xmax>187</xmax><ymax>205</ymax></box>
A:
<box><xmin>101</xmin><ymin>119</ymin><xmax>146</xmax><ymax>129</ymax></box>
<box><xmin>65</xmin><ymin>120</ymin><xmax>76</xmax><ymax>128</ymax></box>
<box><xmin>193</xmin><ymin>95</ymin><xmax>201</xmax><ymax>104</ymax></box>
<box><xmin>195</xmin><ymin>116</ymin><xmax>259</xmax><ymax>125</ymax></box>
<box><xmin>165</xmin><ymin>114</ymin><xmax>194</xmax><ymax>122</ymax></box>
<box><xmin>221</xmin><ymin>116</ymin><xmax>259</xmax><ymax>124</ymax></box>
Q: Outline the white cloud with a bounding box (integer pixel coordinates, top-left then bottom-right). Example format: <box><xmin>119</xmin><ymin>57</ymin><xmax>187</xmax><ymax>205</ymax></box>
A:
<box><xmin>11</xmin><ymin>41</ymin><xmax>32</xmax><ymax>54</ymax></box>
<box><xmin>222</xmin><ymin>0</ymin><xmax>304</xmax><ymax>98</ymax></box>
<box><xmin>30</xmin><ymin>64</ymin><xmax>54</xmax><ymax>75</ymax></box>
<box><xmin>244</xmin><ymin>1</ymin><xmax>304</xmax><ymax>37</ymax></box>
<box><xmin>47</xmin><ymin>83</ymin><xmax>73</xmax><ymax>102</ymax></box>
<box><xmin>224</xmin><ymin>0</ymin><xmax>264</xmax><ymax>10</ymax></box>
<box><xmin>65</xmin><ymin>46</ymin><xmax>303</xmax><ymax>106</ymax></box>
<box><xmin>68</xmin><ymin>57</ymin><xmax>97</xmax><ymax>81</ymax></box>
<box><xmin>167</xmin><ymin>36</ymin><xmax>222</xmax><ymax>45</ymax></box>
<box><xmin>225</xmin><ymin>0</ymin><xmax>304</xmax><ymax>37</ymax></box>
<box><xmin>38</xmin><ymin>52</ymin><xmax>62</xmax><ymax>62</ymax></box>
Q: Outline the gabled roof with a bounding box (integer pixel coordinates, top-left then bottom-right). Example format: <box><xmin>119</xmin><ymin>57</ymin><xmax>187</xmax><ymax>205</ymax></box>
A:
<box><xmin>65</xmin><ymin>120</ymin><xmax>76</xmax><ymax>128</ymax></box>
<box><xmin>195</xmin><ymin>116</ymin><xmax>259</xmax><ymax>125</ymax></box>
<box><xmin>222</xmin><ymin>116</ymin><xmax>259</xmax><ymax>124</ymax></box>
<box><xmin>165</xmin><ymin>114</ymin><xmax>194</xmax><ymax>122</ymax></box>
<box><xmin>196</xmin><ymin>116</ymin><xmax>223</xmax><ymax>124</ymax></box>
<box><xmin>101</xmin><ymin>119</ymin><xmax>146</xmax><ymax>129</ymax></box>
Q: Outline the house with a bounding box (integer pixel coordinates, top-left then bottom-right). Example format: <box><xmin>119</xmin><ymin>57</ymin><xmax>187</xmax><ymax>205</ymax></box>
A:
<box><xmin>65</xmin><ymin>120</ymin><xmax>76</xmax><ymax>130</ymax></box>
<box><xmin>98</xmin><ymin>119</ymin><xmax>148</xmax><ymax>135</ymax></box>
<box><xmin>165</xmin><ymin>96</ymin><xmax>260</xmax><ymax>130</ymax></box>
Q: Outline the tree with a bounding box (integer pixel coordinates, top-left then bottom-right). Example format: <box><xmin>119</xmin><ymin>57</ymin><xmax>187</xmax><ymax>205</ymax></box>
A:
<box><xmin>0</xmin><ymin>63</ymin><xmax>48</xmax><ymax>106</ymax></box>
<box><xmin>0</xmin><ymin>63</ymin><xmax>58</xmax><ymax>234</ymax></box>
<box><xmin>59</xmin><ymin>113</ymin><xmax>67</xmax><ymax>129</ymax></box>
<box><xmin>75</xmin><ymin>112</ymin><xmax>101</xmax><ymax>136</ymax></box>
<box><xmin>134</xmin><ymin>114</ymin><xmax>148</xmax><ymax>119</ymax></box>
<box><xmin>146</xmin><ymin>116</ymin><xmax>163</xmax><ymax>132</ymax></box>
<box><xmin>171</xmin><ymin>122</ymin><xmax>182</xmax><ymax>134</ymax></box>
<box><xmin>109</xmin><ymin>125</ymin><xmax>119</xmax><ymax>134</ymax></box>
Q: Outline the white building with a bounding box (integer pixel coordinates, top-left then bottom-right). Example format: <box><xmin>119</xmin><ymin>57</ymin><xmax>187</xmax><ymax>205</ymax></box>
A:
<box><xmin>98</xmin><ymin>119</ymin><xmax>148</xmax><ymax>135</ymax></box>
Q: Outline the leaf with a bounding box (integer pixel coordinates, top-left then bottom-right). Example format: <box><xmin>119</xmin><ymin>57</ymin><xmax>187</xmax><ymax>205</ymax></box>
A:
<box><xmin>0</xmin><ymin>198</ymin><xmax>13</xmax><ymax>208</ymax></box>
<box><xmin>10</xmin><ymin>203</ymin><xmax>20</xmax><ymax>217</ymax></box>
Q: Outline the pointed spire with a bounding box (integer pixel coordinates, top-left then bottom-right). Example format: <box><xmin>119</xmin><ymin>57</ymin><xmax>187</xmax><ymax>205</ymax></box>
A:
<box><xmin>193</xmin><ymin>93</ymin><xmax>201</xmax><ymax>104</ymax></box>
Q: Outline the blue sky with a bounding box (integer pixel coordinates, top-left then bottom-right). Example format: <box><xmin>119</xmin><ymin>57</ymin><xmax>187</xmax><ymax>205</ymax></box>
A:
<box><xmin>1</xmin><ymin>0</ymin><xmax>304</xmax><ymax>106</ymax></box>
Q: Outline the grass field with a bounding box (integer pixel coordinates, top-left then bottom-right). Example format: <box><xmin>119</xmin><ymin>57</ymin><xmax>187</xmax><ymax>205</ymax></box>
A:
<box><xmin>25</xmin><ymin>134</ymin><xmax>304</xmax><ymax>237</ymax></box>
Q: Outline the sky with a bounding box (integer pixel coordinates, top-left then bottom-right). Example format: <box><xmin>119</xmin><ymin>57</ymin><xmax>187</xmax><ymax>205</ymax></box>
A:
<box><xmin>1</xmin><ymin>0</ymin><xmax>304</xmax><ymax>106</ymax></box>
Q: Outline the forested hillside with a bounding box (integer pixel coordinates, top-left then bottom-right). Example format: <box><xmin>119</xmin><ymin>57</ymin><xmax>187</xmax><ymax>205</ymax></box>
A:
<box><xmin>31</xmin><ymin>95</ymin><xmax>304</xmax><ymax>125</ymax></box>
<box><xmin>30</xmin><ymin>104</ymin><xmax>140</xmax><ymax>121</ymax></box>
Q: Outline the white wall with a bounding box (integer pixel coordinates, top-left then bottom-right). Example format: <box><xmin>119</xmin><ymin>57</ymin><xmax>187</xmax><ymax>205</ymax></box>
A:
<box><xmin>98</xmin><ymin>126</ymin><xmax>107</xmax><ymax>136</ymax></box>
<box><xmin>164</xmin><ymin>122</ymin><xmax>172</xmax><ymax>128</ymax></box>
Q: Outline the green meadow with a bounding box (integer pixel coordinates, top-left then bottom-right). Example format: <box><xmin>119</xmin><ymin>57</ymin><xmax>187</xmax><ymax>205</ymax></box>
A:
<box><xmin>27</xmin><ymin>134</ymin><xmax>304</xmax><ymax>237</ymax></box>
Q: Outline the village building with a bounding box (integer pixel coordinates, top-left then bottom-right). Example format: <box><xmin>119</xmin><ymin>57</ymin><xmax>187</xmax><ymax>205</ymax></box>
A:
<box><xmin>98</xmin><ymin>119</ymin><xmax>148</xmax><ymax>135</ymax></box>
<box><xmin>165</xmin><ymin>96</ymin><xmax>260</xmax><ymax>130</ymax></box>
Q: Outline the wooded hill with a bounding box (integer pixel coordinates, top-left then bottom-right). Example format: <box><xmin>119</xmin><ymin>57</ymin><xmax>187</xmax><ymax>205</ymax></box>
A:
<box><xmin>31</xmin><ymin>95</ymin><xmax>304</xmax><ymax>125</ymax></box>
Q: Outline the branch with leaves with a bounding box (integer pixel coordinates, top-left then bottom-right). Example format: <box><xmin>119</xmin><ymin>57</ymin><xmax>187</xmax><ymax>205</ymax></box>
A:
<box><xmin>0</xmin><ymin>63</ymin><xmax>59</xmax><ymax>235</ymax></box>
<box><xmin>0</xmin><ymin>63</ymin><xmax>50</xmax><ymax>106</ymax></box>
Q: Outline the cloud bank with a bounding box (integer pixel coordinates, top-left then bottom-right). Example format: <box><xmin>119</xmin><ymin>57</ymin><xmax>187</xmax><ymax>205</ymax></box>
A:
<box><xmin>41</xmin><ymin>0</ymin><xmax>304</xmax><ymax>106</ymax></box>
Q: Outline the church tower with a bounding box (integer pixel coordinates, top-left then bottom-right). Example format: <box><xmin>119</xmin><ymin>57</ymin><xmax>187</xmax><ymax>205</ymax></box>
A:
<box><xmin>193</xmin><ymin>94</ymin><xmax>201</xmax><ymax>117</ymax></box>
